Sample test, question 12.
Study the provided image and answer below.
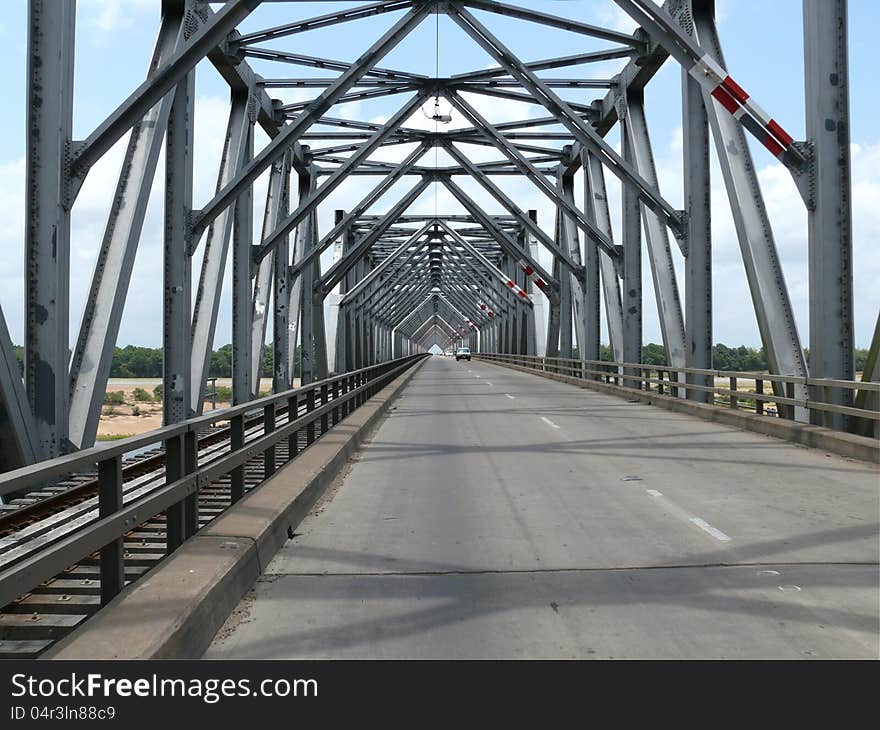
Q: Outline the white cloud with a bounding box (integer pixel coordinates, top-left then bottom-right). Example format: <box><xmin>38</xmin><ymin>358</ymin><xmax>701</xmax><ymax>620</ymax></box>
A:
<box><xmin>79</xmin><ymin>0</ymin><xmax>156</xmax><ymax>33</ymax></box>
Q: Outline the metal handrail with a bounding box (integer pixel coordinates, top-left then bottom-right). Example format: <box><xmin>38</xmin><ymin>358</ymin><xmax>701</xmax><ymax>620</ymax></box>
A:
<box><xmin>0</xmin><ymin>354</ymin><xmax>428</xmax><ymax>609</ymax></box>
<box><xmin>474</xmin><ymin>353</ymin><xmax>880</xmax><ymax>425</ymax></box>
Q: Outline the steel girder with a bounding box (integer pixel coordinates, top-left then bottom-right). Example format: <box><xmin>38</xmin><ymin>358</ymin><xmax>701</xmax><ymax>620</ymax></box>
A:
<box><xmin>582</xmin><ymin>151</ymin><xmax>625</xmax><ymax>365</ymax></box>
<box><xmin>190</xmin><ymin>93</ymin><xmax>251</xmax><ymax>415</ymax></box>
<box><xmin>804</xmin><ymin>0</ymin><xmax>855</xmax><ymax>428</ymax></box>
<box><xmin>691</xmin><ymin>2</ymin><xmax>809</xmax><ymax>419</ymax></box>
<box><xmin>68</xmin><ymin>11</ymin><xmax>187</xmax><ymax>449</ymax></box>
<box><xmin>0</xmin><ymin>310</ymin><xmax>36</xmax><ymax>471</ymax></box>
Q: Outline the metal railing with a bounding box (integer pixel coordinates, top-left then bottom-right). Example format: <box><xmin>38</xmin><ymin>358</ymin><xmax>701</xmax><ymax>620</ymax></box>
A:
<box><xmin>475</xmin><ymin>353</ymin><xmax>879</xmax><ymax>435</ymax></box>
<box><xmin>0</xmin><ymin>354</ymin><xmax>427</xmax><ymax>610</ymax></box>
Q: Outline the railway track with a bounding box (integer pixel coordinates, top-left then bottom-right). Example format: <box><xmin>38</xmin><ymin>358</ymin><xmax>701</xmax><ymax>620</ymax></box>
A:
<box><xmin>0</xmin><ymin>400</ymin><xmax>330</xmax><ymax>658</ymax></box>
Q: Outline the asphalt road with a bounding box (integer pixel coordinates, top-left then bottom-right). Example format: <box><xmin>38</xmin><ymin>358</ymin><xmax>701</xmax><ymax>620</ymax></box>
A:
<box><xmin>206</xmin><ymin>356</ymin><xmax>879</xmax><ymax>659</ymax></box>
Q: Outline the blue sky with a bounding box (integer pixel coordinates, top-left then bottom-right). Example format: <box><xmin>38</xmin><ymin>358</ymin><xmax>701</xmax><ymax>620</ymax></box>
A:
<box><xmin>0</xmin><ymin>0</ymin><xmax>877</xmax><ymax>352</ymax></box>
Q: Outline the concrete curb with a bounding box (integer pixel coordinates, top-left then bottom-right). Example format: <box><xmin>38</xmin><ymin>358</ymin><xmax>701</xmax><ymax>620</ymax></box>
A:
<box><xmin>482</xmin><ymin>359</ymin><xmax>879</xmax><ymax>465</ymax></box>
<box><xmin>46</xmin><ymin>358</ymin><xmax>427</xmax><ymax>660</ymax></box>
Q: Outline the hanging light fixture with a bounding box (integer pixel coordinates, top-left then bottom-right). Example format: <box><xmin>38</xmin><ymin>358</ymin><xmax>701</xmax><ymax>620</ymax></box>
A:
<box><xmin>422</xmin><ymin>6</ymin><xmax>452</xmax><ymax>125</ymax></box>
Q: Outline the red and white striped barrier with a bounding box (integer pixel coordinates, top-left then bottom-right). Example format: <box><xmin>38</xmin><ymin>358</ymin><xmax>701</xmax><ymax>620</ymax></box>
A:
<box><xmin>688</xmin><ymin>53</ymin><xmax>797</xmax><ymax>162</ymax></box>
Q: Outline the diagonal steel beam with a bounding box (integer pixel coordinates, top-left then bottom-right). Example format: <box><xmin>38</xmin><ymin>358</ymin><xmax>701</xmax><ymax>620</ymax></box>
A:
<box><xmin>189</xmin><ymin>93</ymin><xmax>250</xmax><ymax>415</ymax></box>
<box><xmin>71</xmin><ymin>0</ymin><xmax>259</xmax><ymax>178</ymax></box>
<box><xmin>460</xmin><ymin>0</ymin><xmax>644</xmax><ymax>46</ymax></box>
<box><xmin>447</xmin><ymin>3</ymin><xmax>683</xmax><ymax>236</ymax></box>
<box><xmin>440</xmin><ymin>177</ymin><xmax>558</xmax><ymax>298</ymax></box>
<box><xmin>256</xmin><ymin>92</ymin><xmax>427</xmax><ymax>259</ymax></box>
<box><xmin>68</xmin><ymin>11</ymin><xmax>185</xmax><ymax>450</ymax></box>
<box><xmin>0</xmin><ymin>307</ymin><xmax>36</xmax><ymax>471</ymax></box>
<box><xmin>339</xmin><ymin>223</ymin><xmax>434</xmax><ymax>304</ymax></box>
<box><xmin>451</xmin><ymin>47</ymin><xmax>636</xmax><ymax>82</ymax></box>
<box><xmin>241</xmin><ymin>47</ymin><xmax>427</xmax><ymax>82</ymax></box>
<box><xmin>276</xmin><ymin>143</ymin><xmax>429</xmax><ymax>270</ymax></box>
<box><xmin>248</xmin><ymin>153</ymin><xmax>289</xmax><ymax>395</ymax></box>
<box><xmin>191</xmin><ymin>4</ymin><xmax>431</xmax><ymax>238</ymax></box>
<box><xmin>319</xmin><ymin>176</ymin><xmax>432</xmax><ymax>294</ymax></box>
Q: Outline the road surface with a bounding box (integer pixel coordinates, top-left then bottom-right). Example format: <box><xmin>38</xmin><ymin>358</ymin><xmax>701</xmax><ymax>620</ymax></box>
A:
<box><xmin>207</xmin><ymin>356</ymin><xmax>879</xmax><ymax>659</ymax></box>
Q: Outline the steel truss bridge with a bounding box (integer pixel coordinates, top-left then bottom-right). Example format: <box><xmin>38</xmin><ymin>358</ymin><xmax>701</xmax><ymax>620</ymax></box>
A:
<box><xmin>0</xmin><ymin>0</ymin><xmax>877</xmax><ymax>659</ymax></box>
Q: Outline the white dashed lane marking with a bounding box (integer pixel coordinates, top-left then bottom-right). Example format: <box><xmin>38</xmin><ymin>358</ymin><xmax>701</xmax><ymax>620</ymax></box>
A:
<box><xmin>689</xmin><ymin>517</ymin><xmax>732</xmax><ymax>542</ymax></box>
<box><xmin>639</xmin><ymin>488</ymin><xmax>733</xmax><ymax>544</ymax></box>
<box><xmin>540</xmin><ymin>416</ymin><xmax>560</xmax><ymax>429</ymax></box>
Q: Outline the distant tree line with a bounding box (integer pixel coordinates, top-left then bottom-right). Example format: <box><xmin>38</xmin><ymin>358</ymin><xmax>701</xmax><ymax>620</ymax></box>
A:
<box><xmin>586</xmin><ymin>343</ymin><xmax>871</xmax><ymax>372</ymax></box>
<box><xmin>10</xmin><ymin>342</ymin><xmax>869</xmax><ymax>377</ymax></box>
<box><xmin>11</xmin><ymin>344</ymin><xmax>303</xmax><ymax>379</ymax></box>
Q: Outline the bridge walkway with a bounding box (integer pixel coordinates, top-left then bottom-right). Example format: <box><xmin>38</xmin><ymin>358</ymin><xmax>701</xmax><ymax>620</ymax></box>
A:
<box><xmin>206</xmin><ymin>356</ymin><xmax>878</xmax><ymax>659</ymax></box>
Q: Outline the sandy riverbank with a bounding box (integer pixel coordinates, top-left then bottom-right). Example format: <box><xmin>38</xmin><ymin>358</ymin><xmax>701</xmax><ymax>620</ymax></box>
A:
<box><xmin>97</xmin><ymin>378</ymin><xmax>299</xmax><ymax>439</ymax></box>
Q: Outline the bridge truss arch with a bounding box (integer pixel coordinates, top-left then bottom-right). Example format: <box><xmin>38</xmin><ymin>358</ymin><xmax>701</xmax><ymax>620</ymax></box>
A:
<box><xmin>0</xmin><ymin>0</ymin><xmax>873</xmax><ymax>470</ymax></box>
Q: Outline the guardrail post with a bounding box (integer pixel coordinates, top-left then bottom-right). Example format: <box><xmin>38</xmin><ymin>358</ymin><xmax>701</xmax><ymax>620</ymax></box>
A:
<box><xmin>287</xmin><ymin>395</ymin><xmax>299</xmax><ymax>460</ymax></box>
<box><xmin>658</xmin><ymin>370</ymin><xmax>664</xmax><ymax>395</ymax></box>
<box><xmin>730</xmin><ymin>377</ymin><xmax>738</xmax><ymax>409</ymax></box>
<box><xmin>264</xmin><ymin>401</ymin><xmax>276</xmax><ymax>478</ymax></box>
<box><xmin>184</xmin><ymin>431</ymin><xmax>198</xmax><ymax>537</ymax></box>
<box><xmin>306</xmin><ymin>389</ymin><xmax>316</xmax><ymax>445</ymax></box>
<box><xmin>332</xmin><ymin>380</ymin><xmax>340</xmax><ymax>425</ymax></box>
<box><xmin>230</xmin><ymin>413</ymin><xmax>245</xmax><ymax>504</ymax></box>
<box><xmin>165</xmin><ymin>434</ymin><xmax>185</xmax><ymax>553</ymax></box>
<box><xmin>755</xmin><ymin>379</ymin><xmax>763</xmax><ymax>415</ymax></box>
<box><xmin>320</xmin><ymin>383</ymin><xmax>329</xmax><ymax>434</ymax></box>
<box><xmin>98</xmin><ymin>455</ymin><xmax>124</xmax><ymax>606</ymax></box>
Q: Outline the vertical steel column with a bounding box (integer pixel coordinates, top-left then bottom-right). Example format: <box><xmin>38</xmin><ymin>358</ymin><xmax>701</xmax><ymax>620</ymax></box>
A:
<box><xmin>621</xmin><ymin>119</ymin><xmax>643</xmax><ymax>384</ymax></box>
<box><xmin>692</xmin><ymin>2</ymin><xmax>808</xmax><ymax>420</ymax></box>
<box><xmin>804</xmin><ymin>0</ymin><xmax>854</xmax><ymax>429</ymax></box>
<box><xmin>624</xmin><ymin>90</ymin><xmax>686</xmax><ymax>373</ymax></box>
<box><xmin>300</xmin><ymin>164</ymin><xmax>328</xmax><ymax>383</ymax></box>
<box><xmin>682</xmin><ymin>47</ymin><xmax>713</xmax><ymax>402</ymax></box>
<box><xmin>561</xmin><ymin>165</ymin><xmax>598</xmax><ymax>362</ymax></box>
<box><xmin>331</xmin><ymin>210</ymin><xmax>348</xmax><ymax>372</ymax></box>
<box><xmin>273</xmin><ymin>153</ymin><xmax>292</xmax><ymax>392</ymax></box>
<box><xmin>250</xmin><ymin>155</ymin><xmax>286</xmax><ymax>394</ymax></box>
<box><xmin>583</xmin><ymin>151</ymin><xmax>625</xmax><ymax>364</ymax></box>
<box><xmin>26</xmin><ymin>0</ymin><xmax>75</xmax><ymax>459</ymax></box>
<box><xmin>98</xmin><ymin>455</ymin><xmax>124</xmax><ymax>605</ymax></box>
<box><xmin>528</xmin><ymin>210</ymin><xmax>545</xmax><ymax>357</ymax></box>
<box><xmin>232</xmin><ymin>118</ymin><xmax>255</xmax><ymax>405</ymax></box>
<box><xmin>163</xmin><ymin>67</ymin><xmax>194</xmax><ymax>424</ymax></box>
<box><xmin>554</xmin><ymin>212</ymin><xmax>573</xmax><ymax>359</ymax></box>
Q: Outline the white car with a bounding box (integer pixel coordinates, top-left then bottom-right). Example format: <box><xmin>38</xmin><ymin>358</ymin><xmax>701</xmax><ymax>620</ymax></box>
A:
<box><xmin>455</xmin><ymin>347</ymin><xmax>471</xmax><ymax>361</ymax></box>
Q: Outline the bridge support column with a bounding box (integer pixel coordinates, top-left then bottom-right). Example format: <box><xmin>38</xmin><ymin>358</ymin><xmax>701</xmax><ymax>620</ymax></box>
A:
<box><xmin>528</xmin><ymin>210</ymin><xmax>544</xmax><ymax>357</ymax></box>
<box><xmin>300</xmin><ymin>204</ymin><xmax>328</xmax><ymax>385</ymax></box>
<box><xmin>232</xmin><ymin>117</ymin><xmax>255</xmax><ymax>404</ymax></box>
<box><xmin>555</xmin><ymin>222</ymin><xmax>573</xmax><ymax>360</ymax></box>
<box><xmin>682</xmin><ymin>38</ymin><xmax>713</xmax><ymax>403</ymax></box>
<box><xmin>621</xmin><ymin>120</ymin><xmax>642</xmax><ymax>387</ymax></box>
<box><xmin>25</xmin><ymin>0</ymin><xmax>76</xmax><ymax>458</ymax></box>
<box><xmin>163</xmin><ymin>65</ymin><xmax>194</xmax><ymax>424</ymax></box>
<box><xmin>583</xmin><ymin>150</ymin><xmax>625</xmax><ymax>365</ymax></box>
<box><xmin>805</xmin><ymin>0</ymin><xmax>854</xmax><ymax>429</ymax></box>
<box><xmin>693</xmin><ymin>2</ymin><xmax>808</xmax><ymax>420</ymax></box>
<box><xmin>272</xmin><ymin>153</ymin><xmax>292</xmax><ymax>392</ymax></box>
<box><xmin>624</xmin><ymin>90</ymin><xmax>686</xmax><ymax>378</ymax></box>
